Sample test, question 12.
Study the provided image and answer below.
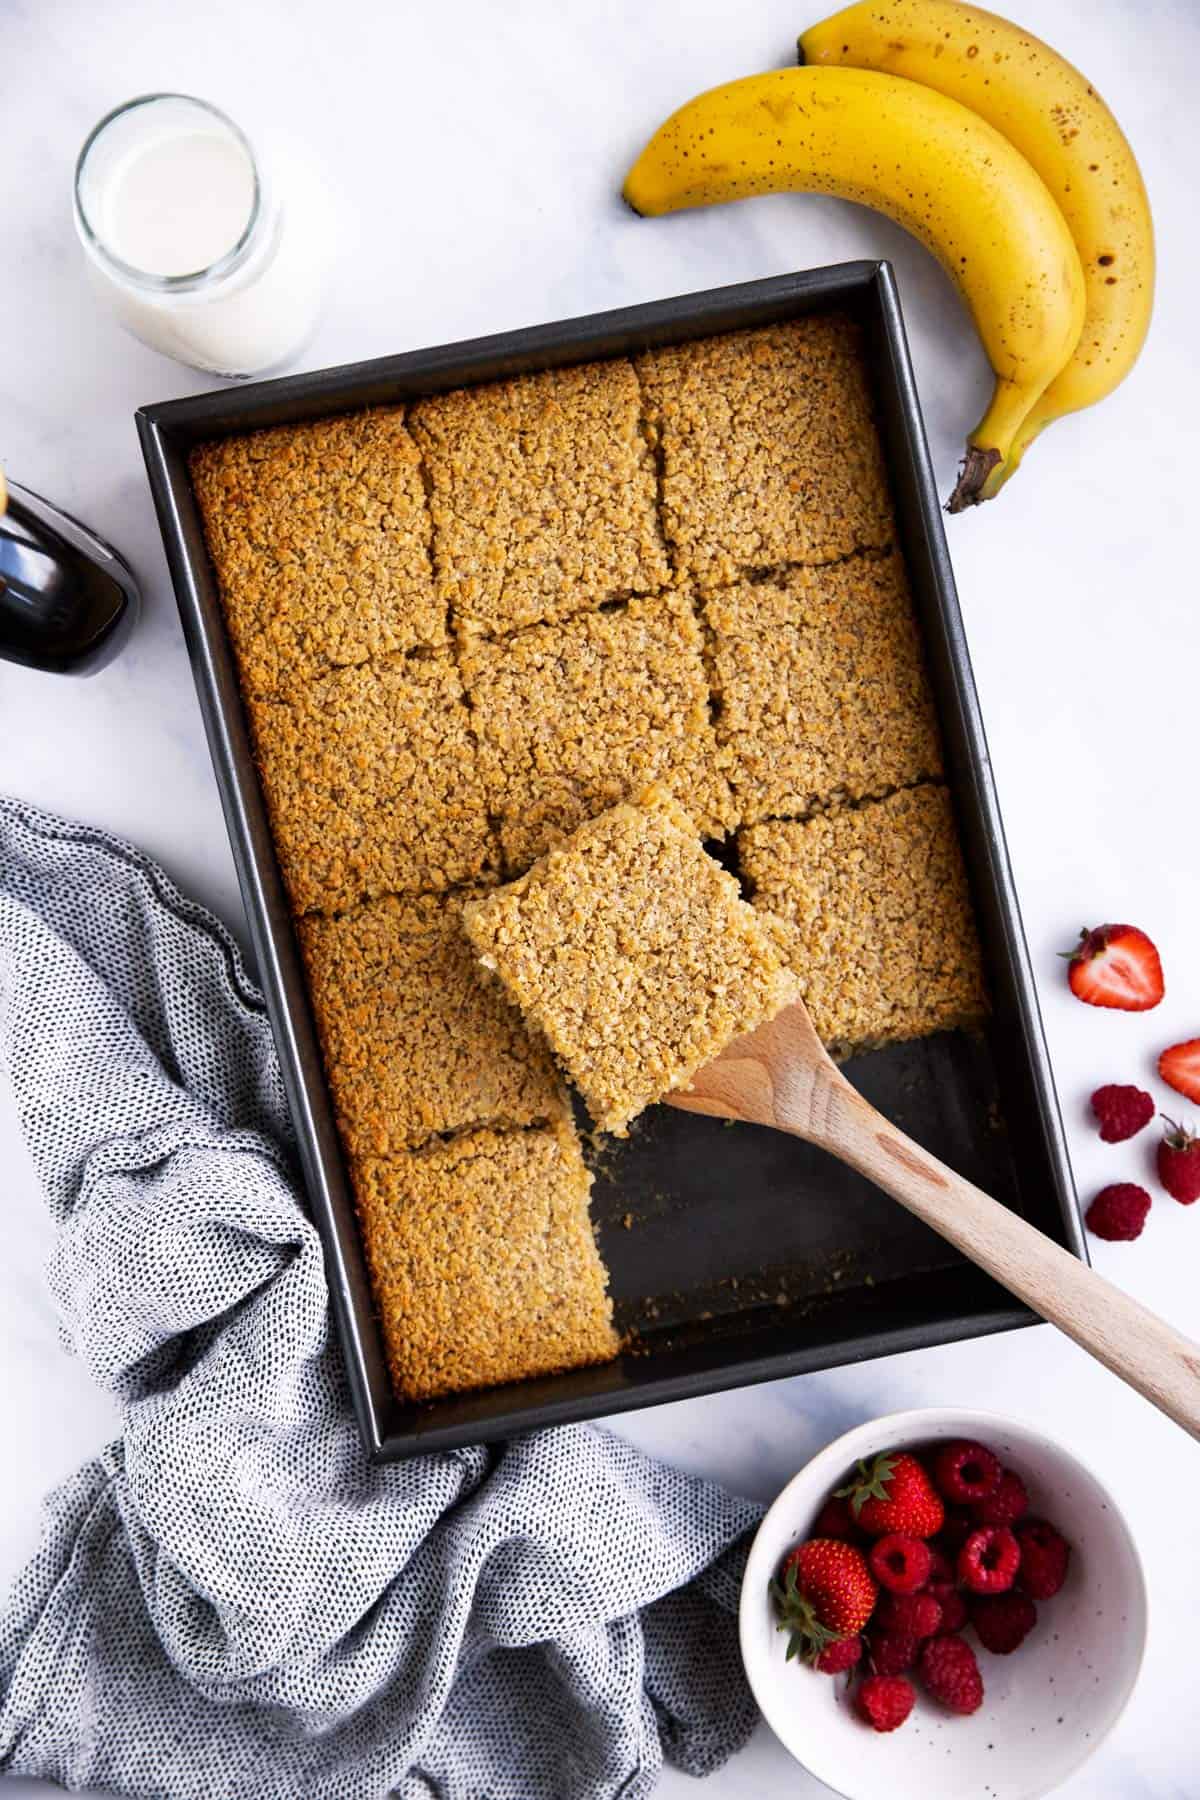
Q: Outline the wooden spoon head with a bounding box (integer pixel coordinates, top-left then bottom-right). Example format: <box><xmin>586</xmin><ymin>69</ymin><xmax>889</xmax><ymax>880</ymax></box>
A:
<box><xmin>666</xmin><ymin>999</ymin><xmax>840</xmax><ymax>1132</ymax></box>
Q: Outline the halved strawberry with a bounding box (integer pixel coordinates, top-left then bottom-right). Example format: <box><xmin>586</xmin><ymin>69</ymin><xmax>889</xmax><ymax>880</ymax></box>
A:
<box><xmin>1159</xmin><ymin>1040</ymin><xmax>1200</xmax><ymax>1106</ymax></box>
<box><xmin>1064</xmin><ymin>924</ymin><xmax>1164</xmax><ymax>1011</ymax></box>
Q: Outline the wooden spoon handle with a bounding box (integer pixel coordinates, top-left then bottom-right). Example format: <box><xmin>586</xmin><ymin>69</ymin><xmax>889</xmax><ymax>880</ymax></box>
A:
<box><xmin>815</xmin><ymin>1080</ymin><xmax>1200</xmax><ymax>1441</ymax></box>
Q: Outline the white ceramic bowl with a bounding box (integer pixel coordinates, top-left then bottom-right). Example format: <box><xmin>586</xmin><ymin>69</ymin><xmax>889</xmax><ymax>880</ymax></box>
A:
<box><xmin>739</xmin><ymin>1407</ymin><xmax>1146</xmax><ymax>1800</ymax></box>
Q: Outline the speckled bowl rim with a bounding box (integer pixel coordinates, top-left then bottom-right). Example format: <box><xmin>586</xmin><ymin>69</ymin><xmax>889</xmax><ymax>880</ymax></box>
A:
<box><xmin>738</xmin><ymin>1405</ymin><xmax>1149</xmax><ymax>1800</ymax></box>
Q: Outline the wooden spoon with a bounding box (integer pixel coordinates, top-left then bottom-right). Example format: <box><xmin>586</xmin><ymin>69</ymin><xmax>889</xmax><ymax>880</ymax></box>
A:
<box><xmin>667</xmin><ymin>1000</ymin><xmax>1200</xmax><ymax>1440</ymax></box>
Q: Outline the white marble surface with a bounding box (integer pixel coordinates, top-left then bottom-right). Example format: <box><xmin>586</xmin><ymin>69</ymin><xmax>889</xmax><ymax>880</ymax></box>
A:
<box><xmin>1</xmin><ymin>1</ymin><xmax>1197</xmax><ymax>1794</ymax></box>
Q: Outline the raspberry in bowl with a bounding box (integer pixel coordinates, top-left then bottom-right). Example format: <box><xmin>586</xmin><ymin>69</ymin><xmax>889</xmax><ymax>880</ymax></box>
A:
<box><xmin>739</xmin><ymin>1408</ymin><xmax>1146</xmax><ymax>1800</ymax></box>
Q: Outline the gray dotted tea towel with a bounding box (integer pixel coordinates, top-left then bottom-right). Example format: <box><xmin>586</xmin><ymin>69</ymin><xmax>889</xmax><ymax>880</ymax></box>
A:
<box><xmin>0</xmin><ymin>795</ymin><xmax>763</xmax><ymax>1800</ymax></box>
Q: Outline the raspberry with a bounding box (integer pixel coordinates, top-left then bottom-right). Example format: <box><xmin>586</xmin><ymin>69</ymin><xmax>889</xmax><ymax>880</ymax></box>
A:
<box><xmin>1086</xmin><ymin>1182</ymin><xmax>1151</xmax><ymax>1241</ymax></box>
<box><xmin>971</xmin><ymin>1468</ymin><xmax>1029</xmax><ymax>1527</ymax></box>
<box><xmin>958</xmin><ymin>1526</ymin><xmax>1021</xmax><ymax>1594</ymax></box>
<box><xmin>876</xmin><ymin>1589</ymin><xmax>943</xmax><ymax>1639</ymax></box>
<box><xmin>1015</xmin><ymin>1520</ymin><xmax>1071</xmax><ymax>1599</ymax></box>
<box><xmin>814</xmin><ymin>1634</ymin><xmax>863</xmax><ymax>1674</ymax></box>
<box><xmin>931</xmin><ymin>1440</ymin><xmax>1002</xmax><ymax>1504</ymax></box>
<box><xmin>972</xmin><ymin>1591</ymin><xmax>1037</xmax><ymax>1655</ymax></box>
<box><xmin>918</xmin><ymin>1633</ymin><xmax>984</xmax><ymax>1714</ymax></box>
<box><xmin>855</xmin><ymin>1674</ymin><xmax>916</xmax><ymax>1732</ymax></box>
<box><xmin>870</xmin><ymin>1630</ymin><xmax>919</xmax><ymax>1675</ymax></box>
<box><xmin>811</xmin><ymin>1496</ymin><xmax>863</xmax><ymax>1543</ymax></box>
<box><xmin>1090</xmin><ymin>1083</ymin><xmax>1155</xmax><ymax>1143</ymax></box>
<box><xmin>1157</xmin><ymin>1119</ymin><xmax>1200</xmax><ymax>1205</ymax></box>
<box><xmin>927</xmin><ymin>1580</ymin><xmax>968</xmax><ymax>1633</ymax></box>
<box><xmin>869</xmin><ymin>1533</ymin><xmax>933</xmax><ymax>1594</ymax></box>
<box><xmin>925</xmin><ymin>1546</ymin><xmax>954</xmax><ymax>1584</ymax></box>
<box><xmin>938</xmin><ymin>1508</ymin><xmax>976</xmax><ymax>1553</ymax></box>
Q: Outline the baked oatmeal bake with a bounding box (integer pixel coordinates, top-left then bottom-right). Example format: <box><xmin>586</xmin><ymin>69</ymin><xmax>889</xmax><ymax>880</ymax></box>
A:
<box><xmin>190</xmin><ymin>408</ymin><xmax>443</xmax><ymax>697</ymax></box>
<box><xmin>245</xmin><ymin>650</ymin><xmax>496</xmax><ymax>914</ymax></box>
<box><xmin>190</xmin><ymin>309</ymin><xmax>990</xmax><ymax>1406</ymax></box>
<box><xmin>738</xmin><ymin>784</ymin><xmax>987</xmax><ymax>1059</ymax></box>
<box><xmin>460</xmin><ymin>589</ymin><xmax>734</xmax><ymax>871</ymax></box>
<box><xmin>298</xmin><ymin>891</ymin><xmax>566</xmax><ymax>1155</ymax></box>
<box><xmin>636</xmin><ymin>317</ymin><xmax>894</xmax><ymax>587</ymax></box>
<box><xmin>354</xmin><ymin>1121</ymin><xmax>617</xmax><ymax>1401</ymax></box>
<box><xmin>463</xmin><ymin>788</ymin><xmax>799</xmax><ymax>1136</ymax></box>
<box><xmin>704</xmin><ymin>549</ymin><xmax>943</xmax><ymax>825</ymax></box>
<box><xmin>409</xmin><ymin>360</ymin><xmax>669</xmax><ymax>639</ymax></box>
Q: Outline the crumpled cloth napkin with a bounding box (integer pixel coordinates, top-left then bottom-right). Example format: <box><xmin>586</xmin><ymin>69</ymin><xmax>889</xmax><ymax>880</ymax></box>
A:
<box><xmin>0</xmin><ymin>796</ymin><xmax>763</xmax><ymax>1800</ymax></box>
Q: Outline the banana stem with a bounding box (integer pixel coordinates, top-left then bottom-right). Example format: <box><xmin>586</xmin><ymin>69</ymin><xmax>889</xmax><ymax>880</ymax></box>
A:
<box><xmin>982</xmin><ymin>405</ymin><xmax>1049</xmax><ymax>499</ymax></box>
<box><xmin>946</xmin><ymin>445</ymin><xmax>1002</xmax><ymax>512</ymax></box>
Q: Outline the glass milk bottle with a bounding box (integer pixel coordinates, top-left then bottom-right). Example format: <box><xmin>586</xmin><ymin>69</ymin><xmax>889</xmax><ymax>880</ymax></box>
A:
<box><xmin>74</xmin><ymin>93</ymin><xmax>330</xmax><ymax>378</ymax></box>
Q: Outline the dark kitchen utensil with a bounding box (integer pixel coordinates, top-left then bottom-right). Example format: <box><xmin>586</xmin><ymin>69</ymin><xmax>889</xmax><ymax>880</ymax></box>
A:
<box><xmin>0</xmin><ymin>476</ymin><xmax>139</xmax><ymax>674</ymax></box>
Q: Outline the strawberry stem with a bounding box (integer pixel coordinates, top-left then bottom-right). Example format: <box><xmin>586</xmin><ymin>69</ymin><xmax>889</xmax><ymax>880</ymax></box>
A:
<box><xmin>835</xmin><ymin>1452</ymin><xmax>897</xmax><ymax>1518</ymax></box>
<box><xmin>770</xmin><ymin>1565</ymin><xmax>841</xmax><ymax>1661</ymax></box>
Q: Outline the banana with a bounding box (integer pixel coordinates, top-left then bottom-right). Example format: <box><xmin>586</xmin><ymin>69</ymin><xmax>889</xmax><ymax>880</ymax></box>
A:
<box><xmin>801</xmin><ymin>0</ymin><xmax>1154</xmax><ymax>503</ymax></box>
<box><xmin>623</xmin><ymin>68</ymin><xmax>1085</xmax><ymax>506</ymax></box>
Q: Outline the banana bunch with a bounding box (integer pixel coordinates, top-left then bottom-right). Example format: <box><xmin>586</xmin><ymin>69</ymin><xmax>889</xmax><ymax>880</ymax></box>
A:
<box><xmin>623</xmin><ymin>0</ymin><xmax>1153</xmax><ymax>509</ymax></box>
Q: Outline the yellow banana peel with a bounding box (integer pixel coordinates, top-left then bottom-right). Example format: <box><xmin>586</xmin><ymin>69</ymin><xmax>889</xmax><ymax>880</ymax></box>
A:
<box><xmin>801</xmin><ymin>0</ymin><xmax>1153</xmax><ymax>500</ymax></box>
<box><xmin>623</xmin><ymin>67</ymin><xmax>1085</xmax><ymax>507</ymax></box>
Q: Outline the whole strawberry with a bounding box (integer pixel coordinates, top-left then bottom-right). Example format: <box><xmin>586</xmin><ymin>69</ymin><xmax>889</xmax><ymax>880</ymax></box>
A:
<box><xmin>772</xmin><ymin>1538</ymin><xmax>877</xmax><ymax>1661</ymax></box>
<box><xmin>918</xmin><ymin>1633</ymin><xmax>985</xmax><ymax>1714</ymax></box>
<box><xmin>1064</xmin><ymin>923</ymin><xmax>1163</xmax><ymax>1011</ymax></box>
<box><xmin>1158</xmin><ymin>1118</ymin><xmax>1200</xmax><ymax>1205</ymax></box>
<box><xmin>837</xmin><ymin>1452</ymin><xmax>945</xmax><ymax>1539</ymax></box>
<box><xmin>1089</xmin><ymin>1083</ymin><xmax>1155</xmax><ymax>1143</ymax></box>
<box><xmin>855</xmin><ymin>1673</ymin><xmax>915</xmax><ymax>1733</ymax></box>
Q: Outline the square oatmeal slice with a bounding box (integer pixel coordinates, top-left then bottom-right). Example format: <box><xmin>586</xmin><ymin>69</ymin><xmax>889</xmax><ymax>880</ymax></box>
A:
<box><xmin>191</xmin><ymin>408</ymin><xmax>444</xmax><ymax>696</ymax></box>
<box><xmin>461</xmin><ymin>589</ymin><xmax>733</xmax><ymax>872</ymax></box>
<box><xmin>463</xmin><ymin>787</ymin><xmax>799</xmax><ymax>1135</ymax></box>
<box><xmin>246</xmin><ymin>650</ymin><xmax>496</xmax><ymax>913</ymax></box>
<box><xmin>704</xmin><ymin>550</ymin><xmax>942</xmax><ymax>825</ymax></box>
<box><xmin>354</xmin><ymin>1120</ymin><xmax>618</xmax><ymax>1401</ymax></box>
<box><xmin>298</xmin><ymin>890</ymin><xmax>566</xmax><ymax>1155</ymax></box>
<box><xmin>409</xmin><ymin>359</ymin><xmax>669</xmax><ymax>638</ymax></box>
<box><xmin>636</xmin><ymin>316</ymin><xmax>893</xmax><ymax>586</ymax></box>
<box><xmin>739</xmin><ymin>785</ymin><xmax>988</xmax><ymax>1058</ymax></box>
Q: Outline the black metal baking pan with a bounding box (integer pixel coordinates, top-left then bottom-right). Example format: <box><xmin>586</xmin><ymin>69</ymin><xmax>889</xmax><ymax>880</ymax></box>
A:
<box><xmin>137</xmin><ymin>262</ymin><xmax>1082</xmax><ymax>1461</ymax></box>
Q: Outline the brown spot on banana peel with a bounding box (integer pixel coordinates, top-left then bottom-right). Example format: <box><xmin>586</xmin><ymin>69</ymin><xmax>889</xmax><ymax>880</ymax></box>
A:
<box><xmin>760</xmin><ymin>94</ymin><xmax>798</xmax><ymax>125</ymax></box>
<box><xmin>947</xmin><ymin>444</ymin><xmax>1003</xmax><ymax>512</ymax></box>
